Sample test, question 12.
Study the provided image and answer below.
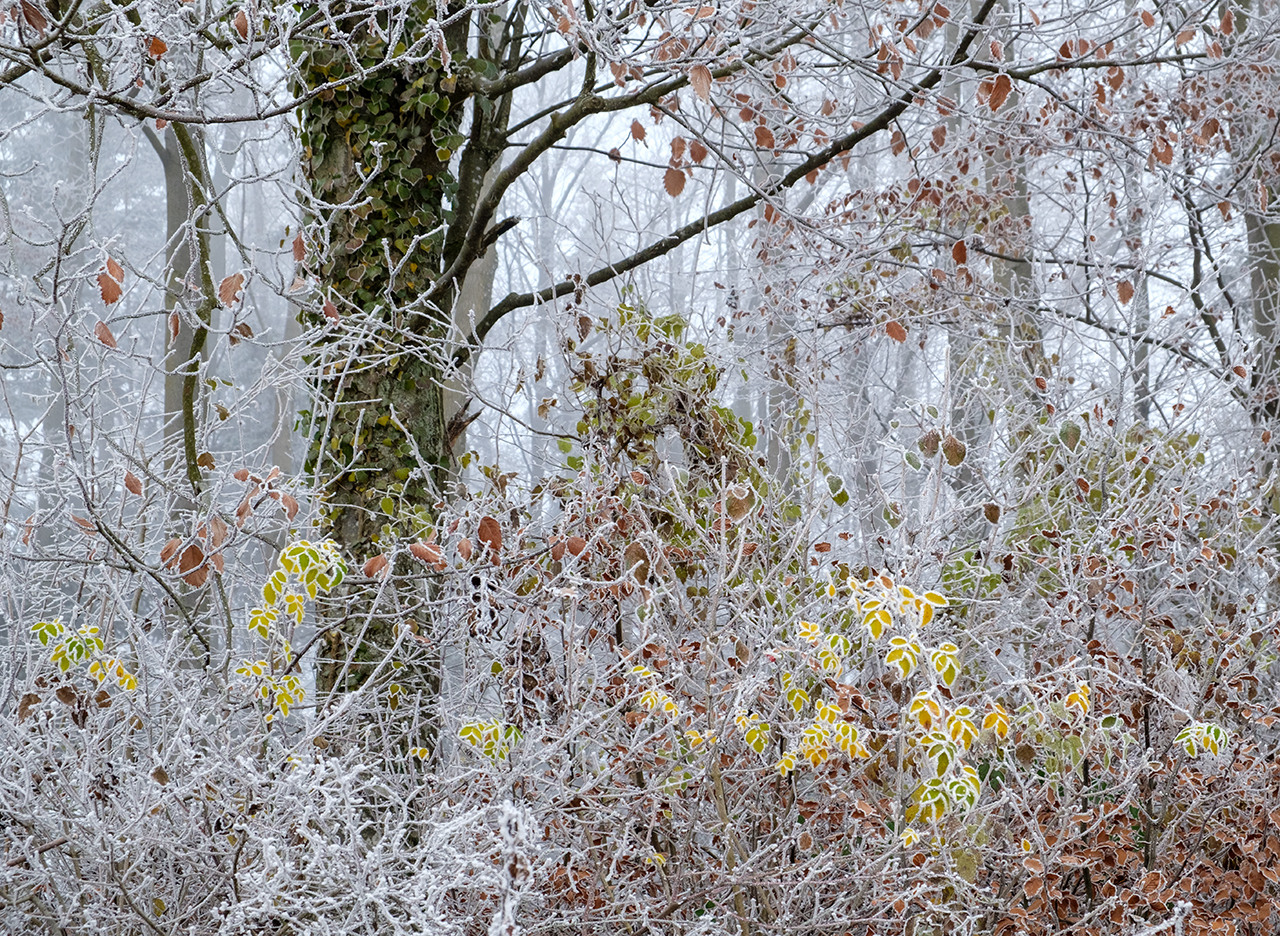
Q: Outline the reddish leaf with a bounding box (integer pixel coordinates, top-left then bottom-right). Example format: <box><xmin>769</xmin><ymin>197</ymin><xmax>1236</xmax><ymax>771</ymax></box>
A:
<box><xmin>208</xmin><ymin>514</ymin><xmax>228</xmax><ymax>547</ymax></box>
<box><xmin>1233</xmin><ymin>365</ymin><xmax>1248</xmax><ymax>379</ymax></box>
<box><xmin>952</xmin><ymin>241</ymin><xmax>967</xmax><ymax>264</ymax></box>
<box><xmin>663</xmin><ymin>167</ymin><xmax>686</xmax><ymax>197</ymax></box>
<box><xmin>930</xmin><ymin>125</ymin><xmax>946</xmax><ymax>151</ymax></box>
<box><xmin>124</xmin><ymin>471</ymin><xmax>142</xmax><ymax>496</ymax></box>
<box><xmin>885</xmin><ymin>321</ymin><xmax>908</xmax><ymax>342</ymax></box>
<box><xmin>323</xmin><ymin>299</ymin><xmax>340</xmax><ymax>323</ymax></box>
<box><xmin>1024</xmin><ymin>877</ymin><xmax>1044</xmax><ymax>898</ymax></box>
<box><xmin>94</xmin><ymin>320</ymin><xmax>118</xmax><ymax>349</ymax></box>
<box><xmin>1024</xmin><ymin>856</ymin><xmax>1045</xmax><ymax>874</ymax></box>
<box><xmin>754</xmin><ymin>125</ymin><xmax>776</xmax><ymax>149</ymax></box>
<box><xmin>233</xmin><ymin>8</ymin><xmax>248</xmax><ymax>38</ymax></box>
<box><xmin>98</xmin><ymin>257</ymin><xmax>124</xmax><ymax>305</ymax></box>
<box><xmin>689</xmin><ymin>64</ymin><xmax>712</xmax><ymax>102</ymax></box>
<box><xmin>1117</xmin><ymin>280</ymin><xmax>1135</xmax><ymax>304</ymax></box>
<box><xmin>988</xmin><ymin>73</ymin><xmax>1012</xmax><ymax>111</ymax></box>
<box><xmin>148</xmin><ymin>36</ymin><xmax>167</xmax><ymax>58</ymax></box>
<box><xmin>292</xmin><ymin>233</ymin><xmax>305</xmax><ymax>263</ymax></box>
<box><xmin>566</xmin><ymin>535</ymin><xmax>587</xmax><ymax>557</ymax></box>
<box><xmin>477</xmin><ymin>515</ymin><xmax>503</xmax><ymax>564</ymax></box>
<box><xmin>671</xmin><ymin>137</ymin><xmax>686</xmax><ymax>162</ymax></box>
<box><xmin>689</xmin><ymin>140</ymin><xmax>707</xmax><ymax>163</ymax></box>
<box><xmin>1076</xmin><ymin>477</ymin><xmax>1091</xmax><ymax>495</ymax></box>
<box><xmin>1175</xmin><ymin>29</ymin><xmax>1195</xmax><ymax>45</ymax></box>
<box><xmin>890</xmin><ymin>130</ymin><xmax>906</xmax><ymax>156</ymax></box>
<box><xmin>233</xmin><ymin>468</ymin><xmax>251</xmax><ymax>481</ymax></box>
<box><xmin>813</xmin><ymin>542</ymin><xmax>832</xmax><ymax>553</ymax></box>
<box><xmin>1152</xmin><ymin>138</ymin><xmax>1174</xmax><ymax>165</ymax></box>
<box><xmin>179</xmin><ymin>544</ymin><xmax>208</xmax><ymax>586</ymax></box>
<box><xmin>410</xmin><ymin>541</ymin><xmax>447</xmax><ymax>571</ymax></box>
<box><xmin>72</xmin><ymin>515</ymin><xmax>96</xmax><ymax>534</ymax></box>
<box><xmin>279</xmin><ymin>492</ymin><xmax>299</xmax><ymax>519</ymax></box>
<box><xmin>550</xmin><ymin>540</ymin><xmax>566</xmax><ymax>561</ymax></box>
<box><xmin>1220</xmin><ymin>9</ymin><xmax>1233</xmax><ymax>34</ymax></box>
<box><xmin>218</xmin><ymin>273</ymin><xmax>245</xmax><ymax>307</ymax></box>
<box><xmin>607</xmin><ymin>147</ymin><xmax>622</xmax><ymax>162</ymax></box>
<box><xmin>229</xmin><ymin>322</ymin><xmax>253</xmax><ymax>346</ymax></box>
<box><xmin>457</xmin><ymin>538</ymin><xmax>473</xmax><ymax>561</ymax></box>
<box><xmin>630</xmin><ymin>119</ymin><xmax>646</xmax><ymax>142</ymax></box>
<box><xmin>1140</xmin><ymin>9</ymin><xmax>1155</xmax><ymax>27</ymax></box>
<box><xmin>169</xmin><ymin>312</ymin><xmax>180</xmax><ymax>341</ymax></box>
<box><xmin>19</xmin><ymin>0</ymin><xmax>47</xmax><ymax>33</ymax></box>
<box><xmin>362</xmin><ymin>554</ymin><xmax>389</xmax><ymax>578</ymax></box>
<box><xmin>160</xmin><ymin>537</ymin><xmax>181</xmax><ymax>565</ymax></box>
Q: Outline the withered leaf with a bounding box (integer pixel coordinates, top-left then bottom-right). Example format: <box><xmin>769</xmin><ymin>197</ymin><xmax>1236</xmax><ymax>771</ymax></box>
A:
<box><xmin>457</xmin><ymin>538</ymin><xmax>473</xmax><ymax>560</ymax></box>
<box><xmin>323</xmin><ymin>299</ymin><xmax>340</xmax><ymax>323</ymax></box>
<box><xmin>94</xmin><ymin>320</ymin><xmax>118</xmax><ymax>348</ymax></box>
<box><xmin>148</xmin><ymin>36</ymin><xmax>167</xmax><ymax>58</ymax></box>
<box><xmin>124</xmin><ymin>470</ymin><xmax>143</xmax><ymax>496</ymax></box>
<box><xmin>56</xmin><ymin>686</ymin><xmax>78</xmax><ymax>705</ymax></box>
<box><xmin>623</xmin><ymin>542</ymin><xmax>649</xmax><ymax>585</ymax></box>
<box><xmin>362</xmin><ymin>554</ymin><xmax>389</xmax><ymax>578</ymax></box>
<box><xmin>18</xmin><ymin>693</ymin><xmax>40</xmax><ymax>723</ymax></box>
<box><xmin>477</xmin><ymin>516</ymin><xmax>503</xmax><ymax>564</ymax></box>
<box><xmin>988</xmin><ymin>73</ymin><xmax>1012</xmax><ymax>111</ymax></box>
<box><xmin>566</xmin><ymin>535</ymin><xmax>587</xmax><ymax>557</ymax></box>
<box><xmin>218</xmin><ymin>273</ymin><xmax>245</xmax><ymax>307</ymax></box>
<box><xmin>689</xmin><ymin>140</ymin><xmax>708</xmax><ymax>163</ymax></box>
<box><xmin>160</xmin><ymin>537</ymin><xmax>181</xmax><ymax>565</ymax></box>
<box><xmin>663</xmin><ymin>167</ymin><xmax>686</xmax><ymax>197</ymax></box>
<box><xmin>233</xmin><ymin>8</ymin><xmax>248</xmax><ymax>38</ymax></box>
<box><xmin>689</xmin><ymin>64</ymin><xmax>712</xmax><ymax>102</ymax></box>
<box><xmin>196</xmin><ymin>452</ymin><xmax>215</xmax><ymax>469</ymax></box>
<box><xmin>1117</xmin><ymin>280</ymin><xmax>1135</xmax><ymax>304</ymax></box>
<box><xmin>279</xmin><ymin>492</ymin><xmax>299</xmax><ymax>519</ymax></box>
<box><xmin>410</xmin><ymin>541</ymin><xmax>447</xmax><ymax>570</ymax></box>
<box><xmin>754</xmin><ymin>125</ymin><xmax>776</xmax><ymax>149</ymax></box>
<box><xmin>228</xmin><ymin>322</ymin><xmax>254</xmax><ymax>345</ymax></box>
<box><xmin>152</xmin><ymin>765</ymin><xmax>169</xmax><ymax>785</ymax></box>
<box><xmin>178</xmin><ymin>544</ymin><xmax>208</xmax><ymax>586</ymax></box>
<box><xmin>208</xmin><ymin>514</ymin><xmax>228</xmax><ymax>547</ymax></box>
<box><xmin>952</xmin><ymin>240</ymin><xmax>968</xmax><ymax>264</ymax></box>
<box><xmin>885</xmin><ymin>321</ymin><xmax>908</xmax><ymax>342</ymax></box>
<box><xmin>98</xmin><ymin>258</ymin><xmax>124</xmax><ymax>305</ymax></box>
<box><xmin>292</xmin><ymin>233</ymin><xmax>305</xmax><ymax>263</ymax></box>
<box><xmin>19</xmin><ymin>0</ymin><xmax>47</xmax><ymax>33</ymax></box>
<box><xmin>630</xmin><ymin>119</ymin><xmax>646</xmax><ymax>142</ymax></box>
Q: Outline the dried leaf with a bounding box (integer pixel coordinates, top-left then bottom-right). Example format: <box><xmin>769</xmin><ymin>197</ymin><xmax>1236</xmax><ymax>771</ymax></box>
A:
<box><xmin>689</xmin><ymin>64</ymin><xmax>712</xmax><ymax>102</ymax></box>
<box><xmin>663</xmin><ymin>167</ymin><xmax>686</xmax><ymax>197</ymax></box>
<box><xmin>457</xmin><ymin>538</ymin><xmax>473</xmax><ymax>561</ymax></box>
<box><xmin>362</xmin><ymin>554</ymin><xmax>389</xmax><ymax>578</ymax></box>
<box><xmin>148</xmin><ymin>36</ymin><xmax>168</xmax><ymax>58</ymax></box>
<box><xmin>169</xmin><ymin>312</ymin><xmax>180</xmax><ymax>341</ymax></box>
<box><xmin>218</xmin><ymin>273</ymin><xmax>245</xmax><ymax>307</ymax></box>
<box><xmin>941</xmin><ymin>434</ymin><xmax>967</xmax><ymax>466</ymax></box>
<box><xmin>72</xmin><ymin>515</ymin><xmax>96</xmax><ymax>534</ymax></box>
<box><xmin>209</xmin><ymin>514</ymin><xmax>228</xmax><ymax>547</ymax></box>
<box><xmin>689</xmin><ymin>140</ymin><xmax>708</xmax><ymax>163</ymax></box>
<box><xmin>233</xmin><ymin>8</ymin><xmax>248</xmax><ymax>38</ymax></box>
<box><xmin>1076</xmin><ymin>477</ymin><xmax>1091</xmax><ymax>495</ymax></box>
<box><xmin>607</xmin><ymin>147</ymin><xmax>622</xmax><ymax>163</ymax></box>
<box><xmin>566</xmin><ymin>535</ymin><xmax>587</xmax><ymax>557</ymax></box>
<box><xmin>671</xmin><ymin>137</ymin><xmax>686</xmax><ymax>161</ymax></box>
<box><xmin>229</xmin><ymin>322</ymin><xmax>253</xmax><ymax>346</ymax></box>
<box><xmin>94</xmin><ymin>320</ymin><xmax>118</xmax><ymax>349</ymax></box>
<box><xmin>56</xmin><ymin>686</ymin><xmax>78</xmax><ymax>705</ymax></box>
<box><xmin>550</xmin><ymin>540</ymin><xmax>566</xmax><ymax>561</ymax></box>
<box><xmin>1117</xmin><ymin>280</ymin><xmax>1135</xmax><ymax>304</ymax></box>
<box><xmin>279</xmin><ymin>492</ymin><xmax>299</xmax><ymax>519</ymax></box>
<box><xmin>179</xmin><ymin>544</ymin><xmax>207</xmax><ymax>586</ymax></box>
<box><xmin>477</xmin><ymin>515</ymin><xmax>503</xmax><ymax>564</ymax></box>
<box><xmin>1175</xmin><ymin>29</ymin><xmax>1195</xmax><ymax>45</ymax></box>
<box><xmin>952</xmin><ymin>240</ymin><xmax>968</xmax><ymax>264</ymax></box>
<box><xmin>983</xmin><ymin>503</ymin><xmax>1001</xmax><ymax>523</ymax></box>
<box><xmin>152</xmin><ymin>765</ymin><xmax>169</xmax><ymax>785</ymax></box>
<box><xmin>630</xmin><ymin>119</ymin><xmax>646</xmax><ymax>142</ymax></box>
<box><xmin>196</xmin><ymin>451</ymin><xmax>215</xmax><ymax>469</ymax></box>
<box><xmin>1220</xmin><ymin>9</ymin><xmax>1233</xmax><ymax>34</ymax></box>
<box><xmin>124</xmin><ymin>470</ymin><xmax>142</xmax><ymax>496</ymax></box>
<box><xmin>1152</xmin><ymin>138</ymin><xmax>1174</xmax><ymax>165</ymax></box>
<box><xmin>1233</xmin><ymin>364</ymin><xmax>1248</xmax><ymax>379</ymax></box>
<box><xmin>98</xmin><ymin>257</ymin><xmax>124</xmax><ymax>305</ymax></box>
<box><xmin>410</xmin><ymin>541</ymin><xmax>447</xmax><ymax>570</ymax></box>
<box><xmin>813</xmin><ymin>542</ymin><xmax>832</xmax><ymax>553</ymax></box>
<box><xmin>160</xmin><ymin>538</ymin><xmax>181</xmax><ymax>565</ymax></box>
<box><xmin>323</xmin><ymin>299</ymin><xmax>340</xmax><ymax>323</ymax></box>
<box><xmin>891</xmin><ymin>130</ymin><xmax>907</xmax><ymax>156</ymax></box>
<box><xmin>885</xmin><ymin>321</ymin><xmax>908</xmax><ymax>343</ymax></box>
<box><xmin>292</xmin><ymin>233</ymin><xmax>305</xmax><ymax>262</ymax></box>
<box><xmin>754</xmin><ymin>125</ymin><xmax>776</xmax><ymax>149</ymax></box>
<box><xmin>623</xmin><ymin>542</ymin><xmax>649</xmax><ymax>585</ymax></box>
<box><xmin>19</xmin><ymin>0</ymin><xmax>47</xmax><ymax>33</ymax></box>
<box><xmin>988</xmin><ymin>73</ymin><xmax>1012</xmax><ymax>111</ymax></box>
<box><xmin>931</xmin><ymin>124</ymin><xmax>946</xmax><ymax>151</ymax></box>
<box><xmin>233</xmin><ymin>468</ymin><xmax>251</xmax><ymax>481</ymax></box>
<box><xmin>1140</xmin><ymin>9</ymin><xmax>1155</xmax><ymax>27</ymax></box>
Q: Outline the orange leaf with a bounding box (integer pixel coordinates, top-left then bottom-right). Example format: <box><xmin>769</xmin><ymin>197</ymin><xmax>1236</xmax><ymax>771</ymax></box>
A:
<box><xmin>689</xmin><ymin>64</ymin><xmax>712</xmax><ymax>102</ymax></box>
<box><xmin>124</xmin><ymin>470</ymin><xmax>143</xmax><ymax>496</ymax></box>
<box><xmin>148</xmin><ymin>36</ymin><xmax>167</xmax><ymax>58</ymax></box>
<box><xmin>94</xmin><ymin>320</ymin><xmax>118</xmax><ymax>349</ymax></box>
<box><xmin>477</xmin><ymin>516</ymin><xmax>503</xmax><ymax>564</ymax></box>
<box><xmin>689</xmin><ymin>140</ymin><xmax>708</xmax><ymax>163</ymax></box>
<box><xmin>410</xmin><ymin>541</ymin><xmax>447</xmax><ymax>570</ymax></box>
<box><xmin>886</xmin><ymin>321</ymin><xmax>908</xmax><ymax>342</ymax></box>
<box><xmin>988</xmin><ymin>73</ymin><xmax>1012</xmax><ymax>111</ymax></box>
<box><xmin>160</xmin><ymin>537</ymin><xmax>181</xmax><ymax>565</ymax></box>
<box><xmin>457</xmin><ymin>538</ymin><xmax>473</xmax><ymax>561</ymax></box>
<box><xmin>663</xmin><ymin>167</ymin><xmax>686</xmax><ymax>197</ymax></box>
<box><xmin>630</xmin><ymin>119</ymin><xmax>646</xmax><ymax>142</ymax></box>
<box><xmin>566</xmin><ymin>535</ymin><xmax>587</xmax><ymax>557</ymax></box>
<box><xmin>362</xmin><ymin>554</ymin><xmax>389</xmax><ymax>578</ymax></box>
<box><xmin>952</xmin><ymin>240</ymin><xmax>967</xmax><ymax>264</ymax></box>
<box><xmin>218</xmin><ymin>273</ymin><xmax>244</xmax><ymax>307</ymax></box>
<box><xmin>1140</xmin><ymin>9</ymin><xmax>1154</xmax><ymax>27</ymax></box>
<box><xmin>98</xmin><ymin>257</ymin><xmax>124</xmax><ymax>305</ymax></box>
<box><xmin>755</xmin><ymin>125</ymin><xmax>776</xmax><ymax>149</ymax></box>
<box><xmin>1117</xmin><ymin>280</ymin><xmax>1135</xmax><ymax>304</ymax></box>
<box><xmin>233</xmin><ymin>8</ymin><xmax>248</xmax><ymax>38</ymax></box>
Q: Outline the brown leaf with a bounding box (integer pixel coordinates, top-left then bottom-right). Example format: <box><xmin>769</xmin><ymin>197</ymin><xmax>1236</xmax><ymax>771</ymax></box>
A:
<box><xmin>152</xmin><ymin>765</ymin><xmax>169</xmax><ymax>785</ymax></box>
<box><xmin>630</xmin><ymin>119</ymin><xmax>646</xmax><ymax>142</ymax></box>
<box><xmin>457</xmin><ymin>538</ymin><xmax>473</xmax><ymax>561</ymax></box>
<box><xmin>279</xmin><ymin>492</ymin><xmax>299</xmax><ymax>519</ymax></box>
<box><xmin>890</xmin><ymin>130</ymin><xmax>906</xmax><ymax>156</ymax></box>
<box><xmin>148</xmin><ymin>36</ymin><xmax>168</xmax><ymax>58</ymax></box>
<box><xmin>930</xmin><ymin>124</ymin><xmax>946</xmax><ymax>151</ymax></box>
<box><xmin>218</xmin><ymin>273</ymin><xmax>245</xmax><ymax>307</ymax></box>
<box><xmin>196</xmin><ymin>451</ymin><xmax>216</xmax><ymax>469</ymax></box>
<box><xmin>160</xmin><ymin>537</ymin><xmax>181</xmax><ymax>565</ymax></box>
<box><xmin>1117</xmin><ymin>280</ymin><xmax>1135</xmax><ymax>304</ymax></box>
<box><xmin>1024</xmin><ymin>877</ymin><xmax>1044</xmax><ymax>898</ymax></box>
<box><xmin>607</xmin><ymin>147</ymin><xmax>622</xmax><ymax>163</ymax></box>
<box><xmin>663</xmin><ymin>167</ymin><xmax>686</xmax><ymax>197</ymax></box>
<box><xmin>1220</xmin><ymin>9</ymin><xmax>1233</xmax><ymax>34</ymax></box>
<box><xmin>233</xmin><ymin>468</ymin><xmax>251</xmax><ymax>481</ymax></box>
<box><xmin>410</xmin><ymin>541</ymin><xmax>447</xmax><ymax>570</ymax></box>
<box><xmin>813</xmin><ymin>542</ymin><xmax>832</xmax><ymax>553</ymax></box>
<box><xmin>1233</xmin><ymin>364</ymin><xmax>1248</xmax><ymax>379</ymax></box>
<box><xmin>236</xmin><ymin>498</ymin><xmax>252</xmax><ymax>525</ymax></box>
<box><xmin>689</xmin><ymin>140</ymin><xmax>708</xmax><ymax>163</ymax></box>
<box><xmin>477</xmin><ymin>516</ymin><xmax>503</xmax><ymax>564</ymax></box>
<box><xmin>623</xmin><ymin>542</ymin><xmax>649</xmax><ymax>585</ymax></box>
<box><xmin>94</xmin><ymin>689</ymin><xmax>111</xmax><ymax>708</ymax></box>
<box><xmin>169</xmin><ymin>312</ymin><xmax>180</xmax><ymax>341</ymax></box>
<box><xmin>94</xmin><ymin>320</ymin><xmax>118</xmax><ymax>348</ymax></box>
<box><xmin>1024</xmin><ymin>856</ymin><xmax>1045</xmax><ymax>874</ymax></box>
<box><xmin>885</xmin><ymin>321</ymin><xmax>908</xmax><ymax>343</ymax></box>
<box><xmin>233</xmin><ymin>8</ymin><xmax>248</xmax><ymax>38</ymax></box>
<box><xmin>56</xmin><ymin>686</ymin><xmax>78</xmax><ymax>705</ymax></box>
<box><xmin>952</xmin><ymin>240</ymin><xmax>967</xmax><ymax>264</ymax></box>
<box><xmin>689</xmin><ymin>64</ymin><xmax>712</xmax><ymax>102</ymax></box>
<box><xmin>983</xmin><ymin>503</ymin><xmax>1001</xmax><ymax>523</ymax></box>
<box><xmin>630</xmin><ymin>471</ymin><xmax>648</xmax><ymax>485</ymax></box>
<box><xmin>988</xmin><ymin>73</ymin><xmax>1012</xmax><ymax>111</ymax></box>
<box><xmin>1076</xmin><ymin>477</ymin><xmax>1091</xmax><ymax>495</ymax></box>
<box><xmin>566</xmin><ymin>535</ymin><xmax>587</xmax><ymax>557</ymax></box>
<box><xmin>179</xmin><ymin>544</ymin><xmax>207</xmax><ymax>586</ymax></box>
<box><xmin>670</xmin><ymin>136</ymin><xmax>686</xmax><ymax>162</ymax></box>
<box><xmin>754</xmin><ymin>125</ymin><xmax>776</xmax><ymax>149</ymax></box>
<box><xmin>550</xmin><ymin>540</ymin><xmax>566</xmax><ymax>561</ymax></box>
<box><xmin>208</xmin><ymin>514</ymin><xmax>228</xmax><ymax>547</ymax></box>
<box><xmin>1175</xmin><ymin>29</ymin><xmax>1195</xmax><ymax>45</ymax></box>
<box><xmin>124</xmin><ymin>471</ymin><xmax>142</xmax><ymax>496</ymax></box>
<box><xmin>19</xmin><ymin>0</ymin><xmax>47</xmax><ymax>33</ymax></box>
<box><xmin>362</xmin><ymin>554</ymin><xmax>389</xmax><ymax>578</ymax></box>
<box><xmin>323</xmin><ymin>299</ymin><xmax>340</xmax><ymax>323</ymax></box>
<box><xmin>1140</xmin><ymin>9</ymin><xmax>1155</xmax><ymax>27</ymax></box>
<box><xmin>229</xmin><ymin>322</ymin><xmax>253</xmax><ymax>346</ymax></box>
<box><xmin>941</xmin><ymin>434</ymin><xmax>967</xmax><ymax>466</ymax></box>
<box><xmin>71</xmin><ymin>515</ymin><xmax>96</xmax><ymax>534</ymax></box>
<box><xmin>98</xmin><ymin>257</ymin><xmax>124</xmax><ymax>305</ymax></box>
<box><xmin>292</xmin><ymin>233</ymin><xmax>305</xmax><ymax>263</ymax></box>
<box><xmin>1152</xmin><ymin>138</ymin><xmax>1173</xmax><ymax>165</ymax></box>
<box><xmin>18</xmin><ymin>693</ymin><xmax>40</xmax><ymax>723</ymax></box>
